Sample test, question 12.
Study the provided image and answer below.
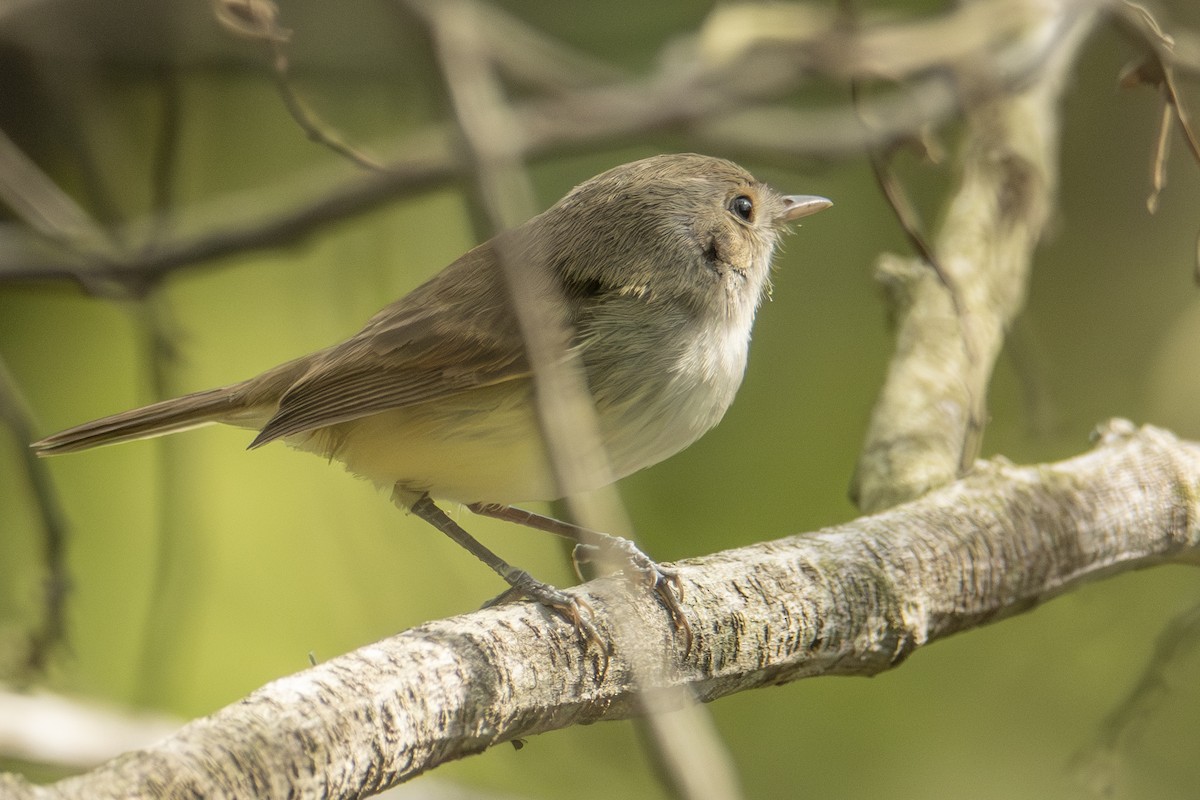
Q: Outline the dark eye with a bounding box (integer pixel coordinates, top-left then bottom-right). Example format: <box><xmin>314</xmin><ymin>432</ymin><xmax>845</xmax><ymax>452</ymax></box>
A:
<box><xmin>730</xmin><ymin>195</ymin><xmax>754</xmax><ymax>221</ymax></box>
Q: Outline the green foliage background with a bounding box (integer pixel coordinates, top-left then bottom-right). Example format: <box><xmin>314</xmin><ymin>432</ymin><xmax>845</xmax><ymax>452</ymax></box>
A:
<box><xmin>2</xmin><ymin>1</ymin><xmax>1200</xmax><ymax>797</ymax></box>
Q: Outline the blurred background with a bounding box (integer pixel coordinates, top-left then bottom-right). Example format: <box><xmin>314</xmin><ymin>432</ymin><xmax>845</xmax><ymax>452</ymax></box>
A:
<box><xmin>2</xmin><ymin>0</ymin><xmax>1200</xmax><ymax>797</ymax></box>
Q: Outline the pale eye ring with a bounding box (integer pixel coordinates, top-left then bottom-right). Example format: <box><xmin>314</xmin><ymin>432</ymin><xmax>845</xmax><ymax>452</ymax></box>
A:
<box><xmin>730</xmin><ymin>195</ymin><xmax>754</xmax><ymax>221</ymax></box>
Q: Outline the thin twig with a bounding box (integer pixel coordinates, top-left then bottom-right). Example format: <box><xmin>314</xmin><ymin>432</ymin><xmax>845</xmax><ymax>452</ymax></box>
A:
<box><xmin>414</xmin><ymin>1</ymin><xmax>744</xmax><ymax>797</ymax></box>
<box><xmin>1070</xmin><ymin>601</ymin><xmax>1200</xmax><ymax>797</ymax></box>
<box><xmin>0</xmin><ymin>152</ymin><xmax>461</xmax><ymax>294</ymax></box>
<box><xmin>1115</xmin><ymin>2</ymin><xmax>1200</xmax><ymax>211</ymax></box>
<box><xmin>145</xmin><ymin>62</ymin><xmax>183</xmax><ymax>248</ymax></box>
<box><xmin>0</xmin><ymin>128</ymin><xmax>112</xmax><ymax>254</ymax></box>
<box><xmin>214</xmin><ymin>0</ymin><xmax>383</xmax><ymax>170</ymax></box>
<box><xmin>0</xmin><ymin>0</ymin><xmax>1131</xmax><ymax>296</ymax></box>
<box><xmin>0</xmin><ymin>355</ymin><xmax>70</xmax><ymax>675</ymax></box>
<box><xmin>266</xmin><ymin>39</ymin><xmax>385</xmax><ymax>172</ymax></box>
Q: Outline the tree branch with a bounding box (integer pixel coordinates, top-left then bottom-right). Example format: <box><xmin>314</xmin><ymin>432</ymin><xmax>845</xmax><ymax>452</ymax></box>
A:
<box><xmin>5</xmin><ymin>421</ymin><xmax>1198</xmax><ymax>799</ymax></box>
<box><xmin>850</xmin><ymin>0</ymin><xmax>1098</xmax><ymax>512</ymax></box>
<box><xmin>0</xmin><ymin>0</ymin><xmax>1132</xmax><ymax>295</ymax></box>
<box><xmin>0</xmin><ymin>354</ymin><xmax>70</xmax><ymax>674</ymax></box>
<box><xmin>413</xmin><ymin>2</ymin><xmax>742</xmax><ymax>795</ymax></box>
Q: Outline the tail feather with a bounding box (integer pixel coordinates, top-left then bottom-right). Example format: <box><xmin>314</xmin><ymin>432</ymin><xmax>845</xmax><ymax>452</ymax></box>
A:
<box><xmin>32</xmin><ymin>387</ymin><xmax>250</xmax><ymax>455</ymax></box>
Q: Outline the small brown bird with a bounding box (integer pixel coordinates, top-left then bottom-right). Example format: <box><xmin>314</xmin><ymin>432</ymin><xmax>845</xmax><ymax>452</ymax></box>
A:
<box><xmin>33</xmin><ymin>153</ymin><xmax>830</xmax><ymax>628</ymax></box>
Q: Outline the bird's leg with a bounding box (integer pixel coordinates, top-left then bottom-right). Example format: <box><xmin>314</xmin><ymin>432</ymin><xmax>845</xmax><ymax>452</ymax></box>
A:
<box><xmin>407</xmin><ymin>493</ymin><xmax>600</xmax><ymax>646</ymax></box>
<box><xmin>466</xmin><ymin>502</ymin><xmax>605</xmax><ymax>578</ymax></box>
<box><xmin>467</xmin><ymin>502</ymin><xmax>690</xmax><ymax>650</ymax></box>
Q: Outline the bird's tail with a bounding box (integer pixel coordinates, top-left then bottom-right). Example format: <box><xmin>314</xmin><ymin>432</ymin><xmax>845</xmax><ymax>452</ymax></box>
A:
<box><xmin>32</xmin><ymin>386</ymin><xmax>251</xmax><ymax>455</ymax></box>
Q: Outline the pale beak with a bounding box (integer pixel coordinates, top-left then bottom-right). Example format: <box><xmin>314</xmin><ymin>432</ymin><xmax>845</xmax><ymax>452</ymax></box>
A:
<box><xmin>779</xmin><ymin>195</ymin><xmax>833</xmax><ymax>222</ymax></box>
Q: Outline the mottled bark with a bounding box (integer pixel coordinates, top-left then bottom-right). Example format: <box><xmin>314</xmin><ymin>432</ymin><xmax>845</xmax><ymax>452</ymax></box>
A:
<box><xmin>7</xmin><ymin>421</ymin><xmax>1198</xmax><ymax>799</ymax></box>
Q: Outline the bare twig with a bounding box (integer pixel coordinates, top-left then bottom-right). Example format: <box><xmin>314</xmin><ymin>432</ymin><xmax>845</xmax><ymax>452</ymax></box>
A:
<box><xmin>1070</xmin><ymin>601</ymin><xmax>1200</xmax><ymax>797</ymax></box>
<box><xmin>221</xmin><ymin>0</ymin><xmax>625</xmax><ymax>175</ymax></box>
<box><xmin>0</xmin><ymin>355</ymin><xmax>70</xmax><ymax>675</ymax></box>
<box><xmin>266</xmin><ymin>37</ymin><xmax>386</xmax><ymax>172</ymax></box>
<box><xmin>145</xmin><ymin>63</ymin><xmax>184</xmax><ymax>247</ymax></box>
<box><xmin>0</xmin><ymin>150</ymin><xmax>461</xmax><ymax>294</ymax></box>
<box><xmin>413</xmin><ymin>1</ymin><xmax>742</xmax><ymax>796</ymax></box>
<box><xmin>0</xmin><ymin>0</ymin><xmax>1129</xmax><ymax>296</ymax></box>
<box><xmin>214</xmin><ymin>0</ymin><xmax>384</xmax><ymax>170</ymax></box>
<box><xmin>1115</xmin><ymin>2</ymin><xmax>1200</xmax><ymax>213</ymax></box>
<box><xmin>0</xmin><ymin>129</ymin><xmax>112</xmax><ymax>255</ymax></box>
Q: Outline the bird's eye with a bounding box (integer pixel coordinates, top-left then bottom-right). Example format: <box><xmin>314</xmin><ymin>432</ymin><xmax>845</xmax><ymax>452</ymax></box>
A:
<box><xmin>730</xmin><ymin>195</ymin><xmax>754</xmax><ymax>221</ymax></box>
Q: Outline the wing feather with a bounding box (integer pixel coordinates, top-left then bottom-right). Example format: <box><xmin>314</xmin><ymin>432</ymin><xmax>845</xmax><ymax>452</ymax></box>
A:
<box><xmin>250</xmin><ymin>241</ymin><xmax>533</xmax><ymax>447</ymax></box>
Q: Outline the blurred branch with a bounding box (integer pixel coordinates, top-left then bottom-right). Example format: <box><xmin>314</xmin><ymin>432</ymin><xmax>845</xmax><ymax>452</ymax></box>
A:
<box><xmin>214</xmin><ymin>0</ymin><xmax>381</xmax><ymax>171</ymax></box>
<box><xmin>1114</xmin><ymin>1</ymin><xmax>1200</xmax><ymax>212</ymax></box>
<box><xmin>413</xmin><ymin>2</ymin><xmax>742</xmax><ymax>796</ymax></box>
<box><xmin>0</xmin><ymin>129</ymin><xmax>112</xmax><ymax>255</ymax></box>
<box><xmin>0</xmin><ymin>686</ymin><xmax>180</xmax><ymax>769</ymax></box>
<box><xmin>0</xmin><ymin>355</ymin><xmax>70</xmax><ymax>675</ymax></box>
<box><xmin>145</xmin><ymin>63</ymin><xmax>184</xmax><ymax>247</ymax></box>
<box><xmin>3</xmin><ymin>422</ymin><xmax>1198</xmax><ymax>798</ymax></box>
<box><xmin>1070</xmin><ymin>601</ymin><xmax>1200</xmax><ymax>797</ymax></box>
<box><xmin>0</xmin><ymin>149</ymin><xmax>460</xmax><ymax>295</ymax></box>
<box><xmin>0</xmin><ymin>0</ymin><xmax>1148</xmax><ymax>296</ymax></box>
<box><xmin>850</xmin><ymin>1</ymin><xmax>1097</xmax><ymax>512</ymax></box>
<box><xmin>401</xmin><ymin>0</ymin><xmax>628</xmax><ymax>91</ymax></box>
<box><xmin>266</xmin><ymin>40</ymin><xmax>387</xmax><ymax>173</ymax></box>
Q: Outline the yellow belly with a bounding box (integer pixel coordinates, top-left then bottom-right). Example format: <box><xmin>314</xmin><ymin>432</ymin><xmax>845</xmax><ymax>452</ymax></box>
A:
<box><xmin>287</xmin><ymin>380</ymin><xmax>558</xmax><ymax>506</ymax></box>
<box><xmin>279</xmin><ymin>317</ymin><xmax>747</xmax><ymax>508</ymax></box>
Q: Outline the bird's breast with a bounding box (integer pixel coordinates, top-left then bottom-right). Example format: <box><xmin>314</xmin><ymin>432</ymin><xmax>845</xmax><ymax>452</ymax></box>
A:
<box><xmin>584</xmin><ymin>308</ymin><xmax>754</xmax><ymax>481</ymax></box>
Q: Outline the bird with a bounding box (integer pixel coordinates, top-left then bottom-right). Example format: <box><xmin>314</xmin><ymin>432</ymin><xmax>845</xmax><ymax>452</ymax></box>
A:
<box><xmin>33</xmin><ymin>153</ymin><xmax>831</xmax><ymax>635</ymax></box>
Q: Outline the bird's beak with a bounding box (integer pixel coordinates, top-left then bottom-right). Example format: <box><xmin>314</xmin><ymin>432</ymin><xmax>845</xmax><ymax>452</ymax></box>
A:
<box><xmin>779</xmin><ymin>195</ymin><xmax>832</xmax><ymax>222</ymax></box>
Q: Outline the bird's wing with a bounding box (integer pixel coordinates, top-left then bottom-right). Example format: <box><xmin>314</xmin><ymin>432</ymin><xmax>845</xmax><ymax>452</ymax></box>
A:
<box><xmin>249</xmin><ymin>242</ymin><xmax>534</xmax><ymax>448</ymax></box>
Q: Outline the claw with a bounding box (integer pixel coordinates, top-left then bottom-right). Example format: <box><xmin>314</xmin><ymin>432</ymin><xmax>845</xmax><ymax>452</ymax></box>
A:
<box><xmin>461</xmin><ymin>501</ymin><xmax>689</xmax><ymax>656</ymax></box>
<box><xmin>570</xmin><ymin>543</ymin><xmax>601</xmax><ymax>581</ymax></box>
<box><xmin>481</xmin><ymin>586</ymin><xmax>525</xmax><ymax>609</ymax></box>
<box><xmin>589</xmin><ymin>536</ymin><xmax>693</xmax><ymax>654</ymax></box>
<box><xmin>647</xmin><ymin>565</ymin><xmax>692</xmax><ymax>655</ymax></box>
<box><xmin>484</xmin><ymin>571</ymin><xmax>609</xmax><ymax>674</ymax></box>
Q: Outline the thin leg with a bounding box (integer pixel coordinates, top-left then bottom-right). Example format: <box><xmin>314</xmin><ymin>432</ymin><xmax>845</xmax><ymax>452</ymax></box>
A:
<box><xmin>467</xmin><ymin>502</ymin><xmax>691</xmax><ymax>651</ymax></box>
<box><xmin>409</xmin><ymin>494</ymin><xmax>599</xmax><ymax>646</ymax></box>
<box><xmin>467</xmin><ymin>502</ymin><xmax>613</xmax><ymax>578</ymax></box>
<box><xmin>468</xmin><ymin>502</ymin><xmax>601</xmax><ymax>541</ymax></box>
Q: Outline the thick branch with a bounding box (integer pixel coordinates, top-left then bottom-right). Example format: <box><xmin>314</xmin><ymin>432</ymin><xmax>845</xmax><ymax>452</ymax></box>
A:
<box><xmin>5</xmin><ymin>421</ymin><xmax>1199</xmax><ymax>799</ymax></box>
